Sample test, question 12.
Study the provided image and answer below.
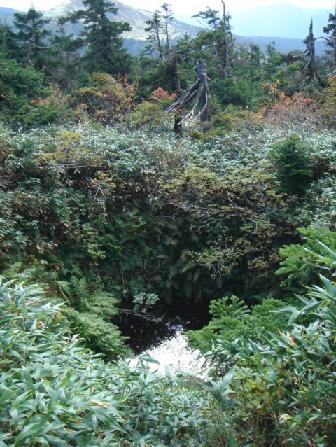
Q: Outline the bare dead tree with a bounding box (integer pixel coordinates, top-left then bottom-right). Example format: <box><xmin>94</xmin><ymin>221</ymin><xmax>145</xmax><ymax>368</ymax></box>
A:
<box><xmin>302</xmin><ymin>19</ymin><xmax>322</xmax><ymax>84</ymax></box>
<box><xmin>166</xmin><ymin>59</ymin><xmax>211</xmax><ymax>135</ymax></box>
<box><xmin>220</xmin><ymin>0</ymin><xmax>233</xmax><ymax>78</ymax></box>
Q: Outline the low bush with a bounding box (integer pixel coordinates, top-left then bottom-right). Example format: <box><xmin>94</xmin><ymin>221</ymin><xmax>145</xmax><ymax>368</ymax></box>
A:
<box><xmin>211</xmin><ymin>105</ymin><xmax>263</xmax><ymax>132</ymax></box>
<box><xmin>277</xmin><ymin>226</ymin><xmax>336</xmax><ymax>292</ymax></box>
<box><xmin>188</xmin><ymin>296</ymin><xmax>289</xmax><ymax>357</ymax></box>
<box><xmin>72</xmin><ymin>72</ymin><xmax>136</xmax><ymax>124</ymax></box>
<box><xmin>206</xmin><ymin>271</ymin><xmax>336</xmax><ymax>446</ymax></box>
<box><xmin>322</xmin><ymin>75</ymin><xmax>336</xmax><ymax>128</ymax></box>
<box><xmin>263</xmin><ymin>92</ymin><xmax>319</xmax><ymax>128</ymax></box>
<box><xmin>300</xmin><ymin>174</ymin><xmax>336</xmax><ymax>229</ymax></box>
<box><xmin>127</xmin><ymin>100</ymin><xmax>168</xmax><ymax>129</ymax></box>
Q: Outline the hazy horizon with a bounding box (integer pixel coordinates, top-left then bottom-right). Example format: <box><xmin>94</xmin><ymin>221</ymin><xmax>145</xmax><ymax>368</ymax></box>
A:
<box><xmin>0</xmin><ymin>0</ymin><xmax>334</xmax><ymax>14</ymax></box>
<box><xmin>0</xmin><ymin>0</ymin><xmax>334</xmax><ymax>39</ymax></box>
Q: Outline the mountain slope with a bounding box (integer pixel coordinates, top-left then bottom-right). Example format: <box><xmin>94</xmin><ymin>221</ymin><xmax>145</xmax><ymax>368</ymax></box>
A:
<box><xmin>45</xmin><ymin>0</ymin><xmax>201</xmax><ymax>42</ymax></box>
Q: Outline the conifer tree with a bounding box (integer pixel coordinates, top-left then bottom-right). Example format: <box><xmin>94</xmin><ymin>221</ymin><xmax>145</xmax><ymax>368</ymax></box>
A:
<box><xmin>161</xmin><ymin>3</ymin><xmax>174</xmax><ymax>53</ymax></box>
<box><xmin>194</xmin><ymin>2</ymin><xmax>233</xmax><ymax>79</ymax></box>
<box><xmin>145</xmin><ymin>11</ymin><xmax>163</xmax><ymax>60</ymax></box>
<box><xmin>0</xmin><ymin>24</ymin><xmax>18</xmax><ymax>59</ymax></box>
<box><xmin>303</xmin><ymin>19</ymin><xmax>320</xmax><ymax>83</ymax></box>
<box><xmin>323</xmin><ymin>6</ymin><xmax>336</xmax><ymax>67</ymax></box>
<box><xmin>71</xmin><ymin>0</ymin><xmax>131</xmax><ymax>75</ymax></box>
<box><xmin>13</xmin><ymin>8</ymin><xmax>51</xmax><ymax>70</ymax></box>
<box><xmin>219</xmin><ymin>0</ymin><xmax>233</xmax><ymax>78</ymax></box>
<box><xmin>50</xmin><ymin>16</ymin><xmax>81</xmax><ymax>87</ymax></box>
<box><xmin>249</xmin><ymin>44</ymin><xmax>262</xmax><ymax>80</ymax></box>
<box><xmin>143</xmin><ymin>4</ymin><xmax>181</xmax><ymax>92</ymax></box>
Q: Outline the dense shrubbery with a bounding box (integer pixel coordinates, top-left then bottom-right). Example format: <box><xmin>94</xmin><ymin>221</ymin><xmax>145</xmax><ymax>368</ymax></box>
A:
<box><xmin>211</xmin><ymin>105</ymin><xmax>263</xmax><ymax>133</ymax></box>
<box><xmin>2</xmin><ymin>232</ymin><xmax>336</xmax><ymax>446</ymax></box>
<box><xmin>0</xmin><ymin>62</ymin><xmax>335</xmax><ymax>447</ymax></box>
<box><xmin>127</xmin><ymin>100</ymin><xmax>168</xmax><ymax>129</ymax></box>
<box><xmin>0</xmin><ymin>279</ymin><xmax>224</xmax><ymax>446</ymax></box>
<box><xmin>0</xmin><ymin>54</ymin><xmax>67</xmax><ymax>127</ymax></box>
<box><xmin>263</xmin><ymin>92</ymin><xmax>319</xmax><ymax>129</ymax></box>
<box><xmin>301</xmin><ymin>175</ymin><xmax>336</xmax><ymax>229</ymax></box>
<box><xmin>1</xmin><ymin>3</ymin><xmax>336</xmax><ymax>445</ymax></box>
<box><xmin>0</xmin><ymin>125</ymin><xmax>298</xmax><ymax>308</ymax></box>
<box><xmin>188</xmin><ymin>296</ymin><xmax>289</xmax><ymax>354</ymax></box>
<box><xmin>277</xmin><ymin>226</ymin><xmax>336</xmax><ymax>292</ymax></box>
<box><xmin>322</xmin><ymin>76</ymin><xmax>336</xmax><ymax>128</ymax></box>
<box><xmin>189</xmin><ymin>231</ymin><xmax>336</xmax><ymax>446</ymax></box>
<box><xmin>0</xmin><ymin>122</ymin><xmax>335</xmax><ymax>357</ymax></box>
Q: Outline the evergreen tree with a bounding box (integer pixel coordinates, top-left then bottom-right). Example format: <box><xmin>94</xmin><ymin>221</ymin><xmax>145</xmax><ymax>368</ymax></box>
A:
<box><xmin>142</xmin><ymin>4</ymin><xmax>181</xmax><ymax>93</ymax></box>
<box><xmin>71</xmin><ymin>0</ymin><xmax>131</xmax><ymax>75</ymax></box>
<box><xmin>0</xmin><ymin>24</ymin><xmax>18</xmax><ymax>59</ymax></box>
<box><xmin>194</xmin><ymin>2</ymin><xmax>233</xmax><ymax>79</ymax></box>
<box><xmin>249</xmin><ymin>44</ymin><xmax>262</xmax><ymax>80</ymax></box>
<box><xmin>264</xmin><ymin>42</ymin><xmax>283</xmax><ymax>79</ymax></box>
<box><xmin>303</xmin><ymin>19</ymin><xmax>320</xmax><ymax>83</ymax></box>
<box><xmin>50</xmin><ymin>16</ymin><xmax>81</xmax><ymax>87</ymax></box>
<box><xmin>323</xmin><ymin>7</ymin><xmax>336</xmax><ymax>68</ymax></box>
<box><xmin>145</xmin><ymin>11</ymin><xmax>163</xmax><ymax>60</ymax></box>
<box><xmin>219</xmin><ymin>0</ymin><xmax>233</xmax><ymax>78</ymax></box>
<box><xmin>161</xmin><ymin>3</ymin><xmax>174</xmax><ymax>53</ymax></box>
<box><xmin>13</xmin><ymin>7</ymin><xmax>51</xmax><ymax>70</ymax></box>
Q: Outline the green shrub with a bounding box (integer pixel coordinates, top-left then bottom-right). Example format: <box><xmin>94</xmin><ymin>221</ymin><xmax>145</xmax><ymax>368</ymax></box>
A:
<box><xmin>212</xmin><ymin>78</ymin><xmax>264</xmax><ymax>109</ymax></box>
<box><xmin>0</xmin><ymin>123</ymin><xmax>297</xmax><ymax>313</ymax></box>
<box><xmin>127</xmin><ymin>100</ymin><xmax>168</xmax><ymax>129</ymax></box>
<box><xmin>71</xmin><ymin>72</ymin><xmax>136</xmax><ymax>124</ymax></box>
<box><xmin>300</xmin><ymin>175</ymin><xmax>336</xmax><ymax>230</ymax></box>
<box><xmin>212</xmin><ymin>105</ymin><xmax>263</xmax><ymax>132</ymax></box>
<box><xmin>205</xmin><ymin>241</ymin><xmax>336</xmax><ymax>446</ymax></box>
<box><xmin>0</xmin><ymin>54</ymin><xmax>67</xmax><ymax>127</ymax></box>
<box><xmin>188</xmin><ymin>296</ymin><xmax>289</xmax><ymax>368</ymax></box>
<box><xmin>270</xmin><ymin>134</ymin><xmax>313</xmax><ymax>195</ymax></box>
<box><xmin>322</xmin><ymin>75</ymin><xmax>336</xmax><ymax>128</ymax></box>
<box><xmin>277</xmin><ymin>226</ymin><xmax>336</xmax><ymax>292</ymax></box>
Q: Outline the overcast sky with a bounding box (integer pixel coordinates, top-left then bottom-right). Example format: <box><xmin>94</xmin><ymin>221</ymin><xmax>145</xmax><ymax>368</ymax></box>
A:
<box><xmin>0</xmin><ymin>0</ymin><xmax>334</xmax><ymax>14</ymax></box>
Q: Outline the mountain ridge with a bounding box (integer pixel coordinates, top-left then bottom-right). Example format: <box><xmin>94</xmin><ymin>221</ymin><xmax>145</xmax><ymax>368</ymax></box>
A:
<box><xmin>43</xmin><ymin>0</ymin><xmax>202</xmax><ymax>42</ymax></box>
<box><xmin>0</xmin><ymin>2</ymin><xmax>328</xmax><ymax>55</ymax></box>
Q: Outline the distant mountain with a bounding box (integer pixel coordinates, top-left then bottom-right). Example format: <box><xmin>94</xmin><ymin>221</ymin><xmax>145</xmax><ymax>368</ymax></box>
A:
<box><xmin>0</xmin><ymin>1</ymin><xmax>201</xmax><ymax>54</ymax></box>
<box><xmin>0</xmin><ymin>7</ymin><xmax>17</xmax><ymax>24</ymax></box>
<box><xmin>123</xmin><ymin>34</ymin><xmax>326</xmax><ymax>57</ymax></box>
<box><xmin>236</xmin><ymin>35</ymin><xmax>326</xmax><ymax>55</ymax></box>
<box><xmin>0</xmin><ymin>2</ymin><xmax>329</xmax><ymax>56</ymax></box>
<box><xmin>0</xmin><ymin>7</ymin><xmax>16</xmax><ymax>15</ymax></box>
<box><xmin>45</xmin><ymin>0</ymin><xmax>201</xmax><ymax>42</ymax></box>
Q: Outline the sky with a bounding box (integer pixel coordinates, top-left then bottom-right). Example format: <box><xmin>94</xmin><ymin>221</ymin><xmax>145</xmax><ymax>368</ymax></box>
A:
<box><xmin>0</xmin><ymin>0</ymin><xmax>334</xmax><ymax>14</ymax></box>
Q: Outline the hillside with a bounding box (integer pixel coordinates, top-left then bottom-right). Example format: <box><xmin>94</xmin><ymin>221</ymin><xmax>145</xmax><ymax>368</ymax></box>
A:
<box><xmin>46</xmin><ymin>0</ymin><xmax>201</xmax><ymax>42</ymax></box>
